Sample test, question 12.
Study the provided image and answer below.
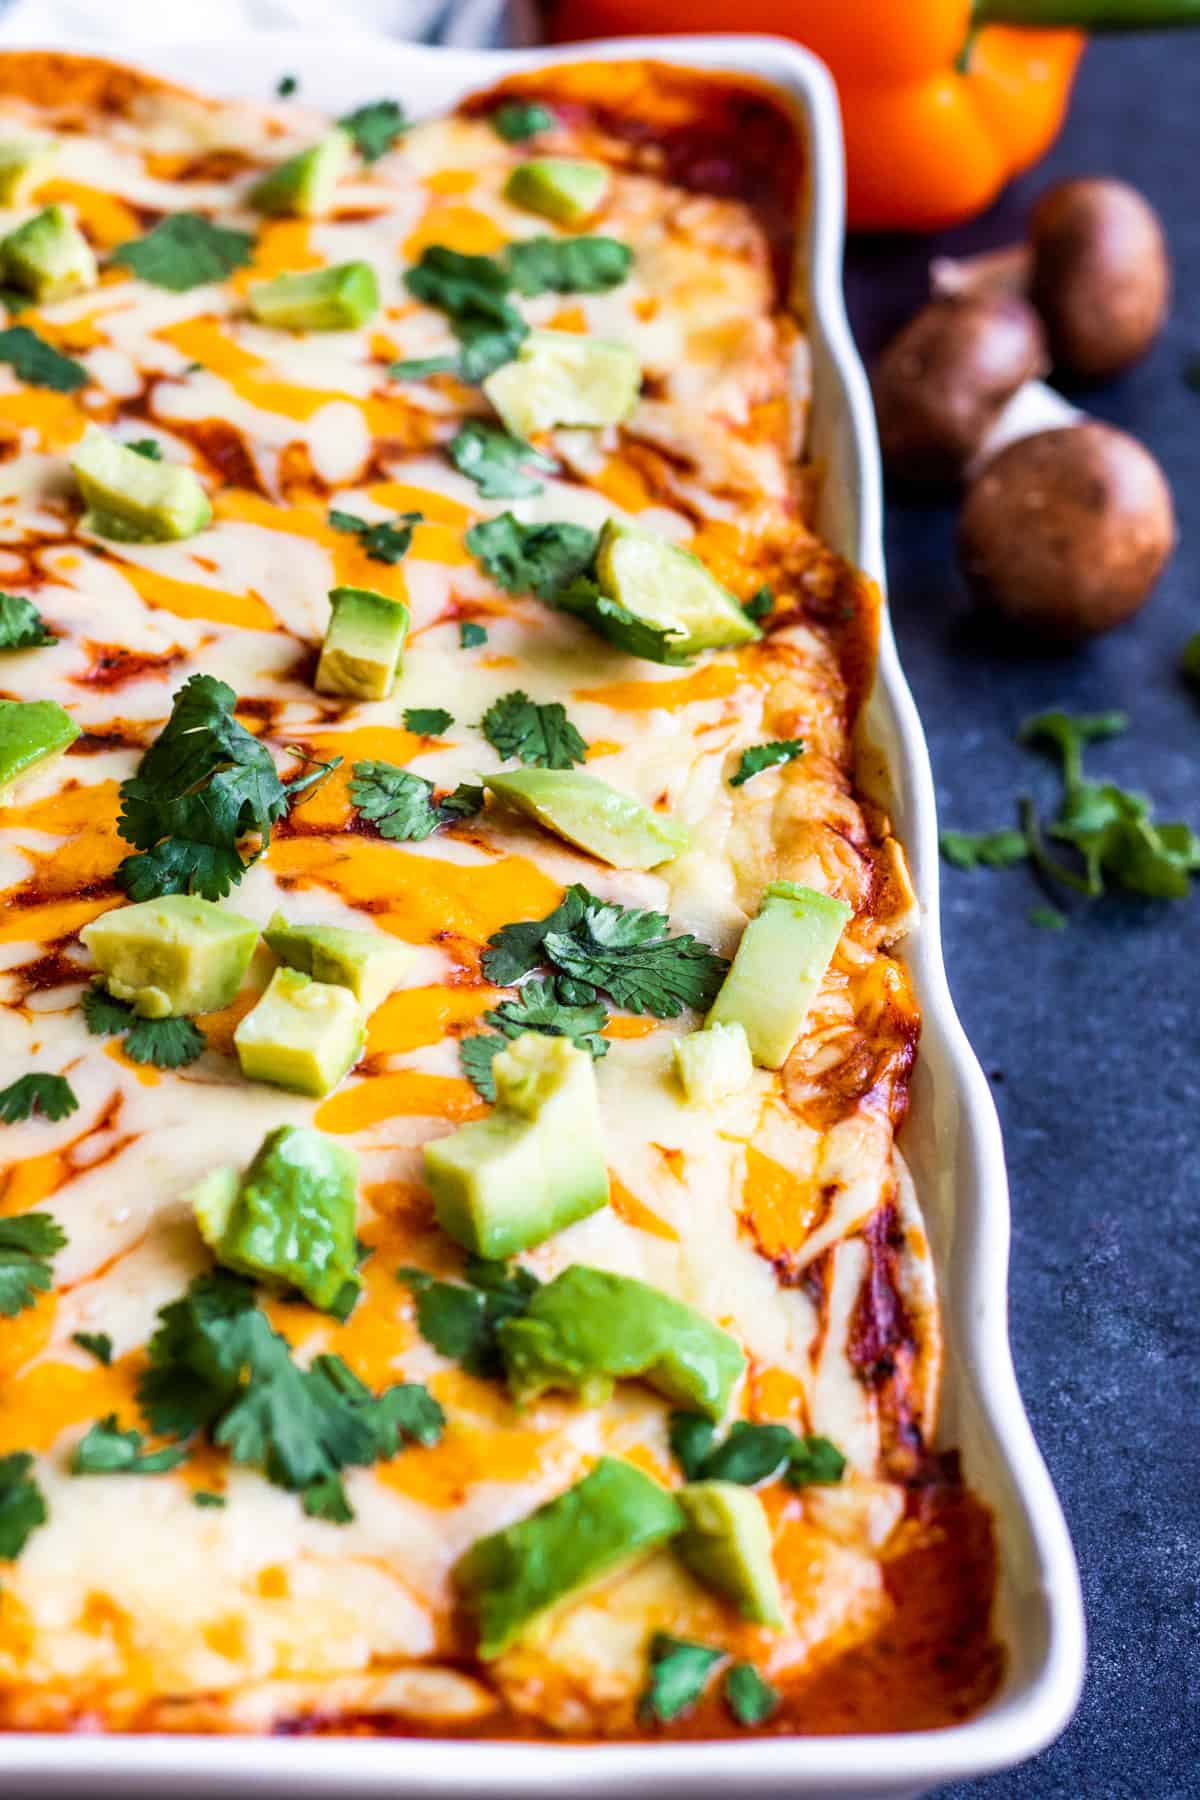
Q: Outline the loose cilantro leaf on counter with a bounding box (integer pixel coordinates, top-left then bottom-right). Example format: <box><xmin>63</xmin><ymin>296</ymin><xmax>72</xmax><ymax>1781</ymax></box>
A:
<box><xmin>276</xmin><ymin>73</ymin><xmax>298</xmax><ymax>97</ymax></box>
<box><xmin>127</xmin><ymin>437</ymin><xmax>163</xmax><ymax>460</ymax></box>
<box><xmin>398</xmin><ymin>1260</ymin><xmax>539</xmax><ymax>1379</ymax></box>
<box><xmin>350</xmin><ymin>761</ymin><xmax>484</xmax><ymax>841</ymax></box>
<box><xmin>0</xmin><ymin>1213</ymin><xmax>66</xmax><ymax>1318</ymax></box>
<box><xmin>1183</xmin><ymin>632</ymin><xmax>1200</xmax><ymax>688</ymax></box>
<box><xmin>449</xmin><ymin>421</ymin><xmax>556</xmax><ymax>500</ymax></box>
<box><xmin>404</xmin><ymin>246</ymin><xmax>528</xmax><ymax>381</ymax></box>
<box><xmin>0</xmin><ymin>324</ymin><xmax>87</xmax><ymax>391</ymax></box>
<box><xmin>668</xmin><ymin>1412</ymin><xmax>846</xmax><ymax>1489</ymax></box>
<box><xmin>115</xmin><ymin>673</ymin><xmax>337</xmax><ymax>901</ymax></box>
<box><xmin>72</xmin><ymin>1331</ymin><xmax>113</xmax><ymax>1366</ymax></box>
<box><xmin>71</xmin><ymin>1416</ymin><xmax>188</xmax><ymax>1476</ymax></box>
<box><xmin>482</xmin><ymin>689</ymin><xmax>588</xmax><ymax>769</ymax></box>
<box><xmin>724</xmin><ymin>1662</ymin><xmax>780</xmax><ymax>1727</ymax></box>
<box><xmin>403</xmin><ymin>707</ymin><xmax>453</xmax><ymax>736</ymax></box>
<box><xmin>639</xmin><ymin>1635</ymin><xmax>723</xmax><ymax>1725</ymax></box>
<box><xmin>459</xmin><ymin>974</ymin><xmax>608</xmax><ymax>1099</ymax></box>
<box><xmin>743</xmin><ymin>584</ymin><xmax>774</xmax><ymax>624</ymax></box>
<box><xmin>0</xmin><ymin>1071</ymin><xmax>78</xmax><ymax>1123</ymax></box>
<box><xmin>80</xmin><ymin>985</ymin><xmax>206</xmax><ymax>1070</ymax></box>
<box><xmin>506</xmin><ymin>234</ymin><xmax>632</xmax><ymax>297</ymax></box>
<box><xmin>465</xmin><ymin>512</ymin><xmax>597</xmax><ymax>600</ymax></box>
<box><xmin>459</xmin><ymin>620</ymin><xmax>488</xmax><ymax>649</ymax></box>
<box><xmin>0</xmin><ymin>591</ymin><xmax>56</xmax><ymax>649</ymax></box>
<box><xmin>939</xmin><ymin>829</ymin><xmax>1029</xmax><ymax>872</ymax></box>
<box><xmin>1018</xmin><ymin>709</ymin><xmax>1129</xmax><ymax>794</ymax></box>
<box><xmin>491</xmin><ymin>100</ymin><xmax>557</xmax><ymax>142</ymax></box>
<box><xmin>328</xmin><ymin>507</ymin><xmax>422</xmax><ymax>565</ymax></box>
<box><xmin>729</xmin><ymin>739</ymin><xmax>805</xmax><ymax>788</ymax></box>
<box><xmin>338</xmin><ymin>98</ymin><xmax>407</xmax><ymax>163</ymax></box>
<box><xmin>483</xmin><ymin>884</ymin><xmax>727</xmax><ymax>1019</ymax></box>
<box><xmin>112</xmin><ymin>213</ymin><xmax>254</xmax><ymax>291</ymax></box>
<box><xmin>138</xmin><ymin>1271</ymin><xmax>443</xmax><ymax>1518</ymax></box>
<box><xmin>0</xmin><ymin>1452</ymin><xmax>47</xmax><ymax>1560</ymax></box>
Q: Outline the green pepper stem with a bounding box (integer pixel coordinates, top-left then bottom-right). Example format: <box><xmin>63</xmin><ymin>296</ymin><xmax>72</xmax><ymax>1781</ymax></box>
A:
<box><xmin>974</xmin><ymin>0</ymin><xmax>1200</xmax><ymax>25</ymax></box>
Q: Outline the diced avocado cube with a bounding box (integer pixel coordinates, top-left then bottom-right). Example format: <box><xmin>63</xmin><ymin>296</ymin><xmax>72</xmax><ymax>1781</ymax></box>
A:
<box><xmin>485</xmin><ymin>767</ymin><xmax>687</xmax><ymax>871</ymax></box>
<box><xmin>247</xmin><ymin>261</ymin><xmax>379</xmax><ymax>332</ymax></box>
<box><xmin>673</xmin><ymin>1022</ymin><xmax>754</xmax><ymax>1105</ymax></box>
<box><xmin>424</xmin><ymin>1032</ymin><xmax>608</xmax><ymax>1260</ymax></box>
<box><xmin>456</xmin><ymin>1456</ymin><xmax>683</xmax><ymax>1658</ymax></box>
<box><xmin>71</xmin><ymin>428</ymin><xmax>211</xmax><ymax>543</ymax></box>
<box><xmin>707</xmin><ymin>881</ymin><xmax>852</xmax><ymax>1070</ymax></box>
<box><xmin>1</xmin><ymin>205</ymin><xmax>96</xmax><ymax>302</ymax></box>
<box><xmin>504</xmin><ymin>157</ymin><xmax>610</xmax><ymax>226</ymax></box>
<box><xmin>595</xmin><ymin>519</ymin><xmax>761</xmax><ymax>659</ymax></box>
<box><xmin>483</xmin><ymin>329</ymin><xmax>639</xmax><ymax>439</ymax></box>
<box><xmin>80</xmin><ymin>895</ymin><xmax>259</xmax><ymax>1020</ymax></box>
<box><xmin>498</xmin><ymin>1265</ymin><xmax>746</xmax><ymax>1420</ymax></box>
<box><xmin>0</xmin><ymin>698</ymin><xmax>78</xmax><ymax>794</ymax></box>
<box><xmin>314</xmin><ymin>585</ymin><xmax>409</xmax><ymax>701</ymax></box>
<box><xmin>676</xmin><ymin>1481</ymin><xmax>784</xmax><ymax>1627</ymax></box>
<box><xmin>234</xmin><ymin>965</ymin><xmax>365</xmax><ymax>1097</ymax></box>
<box><xmin>262</xmin><ymin>910</ymin><xmax>412</xmax><ymax>1014</ymax></box>
<box><xmin>0</xmin><ymin>138</ymin><xmax>57</xmax><ymax>206</ymax></box>
<box><xmin>189</xmin><ymin>1123</ymin><xmax>360</xmax><ymax>1313</ymax></box>
<box><xmin>248</xmin><ymin>129</ymin><xmax>352</xmax><ymax>218</ymax></box>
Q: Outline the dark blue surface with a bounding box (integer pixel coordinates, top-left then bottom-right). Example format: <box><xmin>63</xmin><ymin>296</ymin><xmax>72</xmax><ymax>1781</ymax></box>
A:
<box><xmin>844</xmin><ymin>31</ymin><xmax>1200</xmax><ymax>1800</ymax></box>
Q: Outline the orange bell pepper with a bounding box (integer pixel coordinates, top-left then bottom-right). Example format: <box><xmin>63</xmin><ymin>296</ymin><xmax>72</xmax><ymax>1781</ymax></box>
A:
<box><xmin>546</xmin><ymin>0</ymin><xmax>1200</xmax><ymax>232</ymax></box>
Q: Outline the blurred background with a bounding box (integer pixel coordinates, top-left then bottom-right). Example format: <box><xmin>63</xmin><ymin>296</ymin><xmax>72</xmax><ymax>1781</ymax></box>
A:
<box><xmin>4</xmin><ymin>1</ymin><xmax>1194</xmax><ymax>1793</ymax></box>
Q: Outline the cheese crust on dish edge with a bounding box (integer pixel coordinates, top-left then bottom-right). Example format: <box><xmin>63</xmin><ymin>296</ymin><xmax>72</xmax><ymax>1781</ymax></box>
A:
<box><xmin>0</xmin><ymin>52</ymin><xmax>1002</xmax><ymax>1739</ymax></box>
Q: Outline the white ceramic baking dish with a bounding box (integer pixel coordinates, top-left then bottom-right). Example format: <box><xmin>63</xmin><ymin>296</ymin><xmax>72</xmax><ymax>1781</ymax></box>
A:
<box><xmin>0</xmin><ymin>28</ymin><xmax>1085</xmax><ymax>1798</ymax></box>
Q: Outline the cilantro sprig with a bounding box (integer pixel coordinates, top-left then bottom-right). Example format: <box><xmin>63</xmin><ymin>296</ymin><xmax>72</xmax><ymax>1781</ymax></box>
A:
<box><xmin>328</xmin><ymin>507</ymin><xmax>422</xmax><ymax>565</ymax></box>
<box><xmin>481</xmin><ymin>689</ymin><xmax>588</xmax><ymax>769</ymax></box>
<box><xmin>349</xmin><ymin>761</ymin><xmax>483</xmax><ymax>841</ymax></box>
<box><xmin>138</xmin><ymin>1269</ymin><xmax>443</xmax><ymax>1521</ymax></box>
<box><xmin>448</xmin><ymin>421</ymin><xmax>555</xmax><ymax>500</ymax></box>
<box><xmin>338</xmin><ymin>98</ymin><xmax>407</xmax><ymax>163</ymax></box>
<box><xmin>0</xmin><ymin>1213</ymin><xmax>66</xmax><ymax>1317</ymax></box>
<box><xmin>0</xmin><ymin>325</ymin><xmax>87</xmax><ymax>391</ymax></box>
<box><xmin>0</xmin><ymin>1072</ymin><xmax>78</xmax><ymax>1124</ymax></box>
<box><xmin>115</xmin><ymin>674</ymin><xmax>338</xmax><ymax>901</ymax></box>
<box><xmin>669</xmin><ymin>1413</ymin><xmax>846</xmax><ymax>1488</ymax></box>
<box><xmin>398</xmin><ymin>1257</ymin><xmax>539</xmax><ymax>1378</ymax></box>
<box><xmin>0</xmin><ymin>592</ymin><xmax>56</xmax><ymax>649</ymax></box>
<box><xmin>111</xmin><ymin>214</ymin><xmax>254</xmax><ymax>292</ymax></box>
<box><xmin>81</xmin><ymin>984</ymin><xmax>206</xmax><ymax>1070</ymax></box>
<box><xmin>71</xmin><ymin>1416</ymin><xmax>188</xmax><ymax>1477</ymax></box>
<box><xmin>0</xmin><ymin>1452</ymin><xmax>47</xmax><ymax>1560</ymax></box>
<box><xmin>459</xmin><ymin>974</ymin><xmax>609</xmax><ymax>1101</ymax></box>
<box><xmin>483</xmin><ymin>884</ymin><xmax>727</xmax><ymax>1019</ymax></box>
<box><xmin>729</xmin><ymin>739</ymin><xmax>805</xmax><ymax>788</ymax></box>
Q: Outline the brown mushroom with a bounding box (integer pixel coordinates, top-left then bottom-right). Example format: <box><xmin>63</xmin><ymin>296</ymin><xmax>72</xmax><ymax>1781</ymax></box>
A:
<box><xmin>1029</xmin><ymin>178</ymin><xmax>1170</xmax><ymax>380</ymax></box>
<box><xmin>958</xmin><ymin>421</ymin><xmax>1175</xmax><ymax>641</ymax></box>
<box><xmin>871</xmin><ymin>293</ymin><xmax>1048</xmax><ymax>487</ymax></box>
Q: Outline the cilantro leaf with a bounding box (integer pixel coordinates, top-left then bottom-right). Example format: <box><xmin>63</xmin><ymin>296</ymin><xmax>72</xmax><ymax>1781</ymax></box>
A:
<box><xmin>459</xmin><ymin>974</ymin><xmax>608</xmax><ymax>1098</ymax></box>
<box><xmin>0</xmin><ymin>1452</ymin><xmax>47</xmax><ymax>1560</ymax></box>
<box><xmin>640</xmin><ymin>1634</ymin><xmax>723</xmax><ymax>1724</ymax></box>
<box><xmin>1018</xmin><ymin>709</ymin><xmax>1129</xmax><ymax>795</ymax></box>
<box><xmin>80</xmin><ymin>985</ymin><xmax>206</xmax><ymax>1069</ymax></box>
<box><xmin>550</xmin><ymin>575</ymin><xmax>692</xmax><ymax>665</ymax></box>
<box><xmin>482</xmin><ymin>689</ymin><xmax>588</xmax><ymax>769</ymax></box>
<box><xmin>276</xmin><ymin>73</ymin><xmax>298</xmax><ymax>97</ymax></box>
<box><xmin>111</xmin><ymin>213</ymin><xmax>254</xmax><ymax>292</ymax></box>
<box><xmin>193</xmin><ymin>1489</ymin><xmax>225</xmax><ymax>1507</ymax></box>
<box><xmin>328</xmin><ymin>507</ymin><xmax>422</xmax><ymax>565</ymax></box>
<box><xmin>0</xmin><ymin>1213</ymin><xmax>66</xmax><ymax>1318</ymax></box>
<box><xmin>116</xmin><ymin>673</ymin><xmax>325</xmax><ymax>901</ymax></box>
<box><xmin>505</xmin><ymin>234</ymin><xmax>632</xmax><ymax>297</ymax></box>
<box><xmin>460</xmin><ymin>620</ymin><xmax>488</xmax><ymax>649</ymax></box>
<box><xmin>939</xmin><ymin>828</ymin><xmax>1029</xmax><ymax>872</ymax></box>
<box><xmin>0</xmin><ymin>591</ymin><xmax>56</xmax><ymax>649</ymax></box>
<box><xmin>0</xmin><ymin>1072</ymin><xmax>78</xmax><ymax>1124</ymax></box>
<box><xmin>399</xmin><ymin>1259</ymin><xmax>538</xmax><ymax>1379</ymax></box>
<box><xmin>403</xmin><ymin>707</ymin><xmax>453</xmax><ymax>736</ymax></box>
<box><xmin>350</xmin><ymin>760</ymin><xmax>484</xmax><ymax>841</ymax></box>
<box><xmin>448</xmin><ymin>421</ymin><xmax>555</xmax><ymax>500</ymax></box>
<box><xmin>729</xmin><ymin>739</ymin><xmax>805</xmax><ymax>788</ymax></box>
<box><xmin>465</xmin><ymin>512</ymin><xmax>597</xmax><ymax>600</ymax></box>
<box><xmin>72</xmin><ymin>1331</ymin><xmax>113</xmax><ymax>1365</ymax></box>
<box><xmin>491</xmin><ymin>100</ymin><xmax>557</xmax><ymax>142</ymax></box>
<box><xmin>1183</xmin><ymin>633</ymin><xmax>1200</xmax><ymax>689</ymax></box>
<box><xmin>743</xmin><ymin>585</ymin><xmax>774</xmax><ymax>624</ymax></box>
<box><xmin>458</xmin><ymin>1032</ymin><xmax>507</xmax><ymax>1102</ymax></box>
<box><xmin>389</xmin><ymin>354</ymin><xmax>460</xmax><ymax>380</ymax></box>
<box><xmin>80</xmin><ymin>984</ymin><xmax>140</xmax><ymax>1038</ymax></box>
<box><xmin>723</xmin><ymin>1662</ymin><xmax>780</xmax><ymax>1727</ymax></box>
<box><xmin>404</xmin><ymin>246</ymin><xmax>527</xmax><ymax>380</ymax></box>
<box><xmin>338</xmin><ymin>98</ymin><xmax>407</xmax><ymax>163</ymax></box>
<box><xmin>127</xmin><ymin>437</ymin><xmax>163</xmax><ymax>460</ymax></box>
<box><xmin>1029</xmin><ymin>905</ymin><xmax>1068</xmax><ymax>931</ymax></box>
<box><xmin>0</xmin><ymin>325</ymin><xmax>87</xmax><ymax>392</ymax></box>
<box><xmin>302</xmin><ymin>1473</ymin><xmax>354</xmax><ymax>1522</ymax></box>
<box><xmin>71</xmin><ymin>1415</ymin><xmax>188</xmax><ymax>1476</ymax></box>
<box><xmin>138</xmin><ymin>1271</ymin><xmax>443</xmax><ymax>1510</ymax></box>
<box><xmin>483</xmin><ymin>886</ymin><xmax>589</xmax><ymax>986</ymax></box>
<box><xmin>669</xmin><ymin>1412</ymin><xmax>845</xmax><ymax>1488</ymax></box>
